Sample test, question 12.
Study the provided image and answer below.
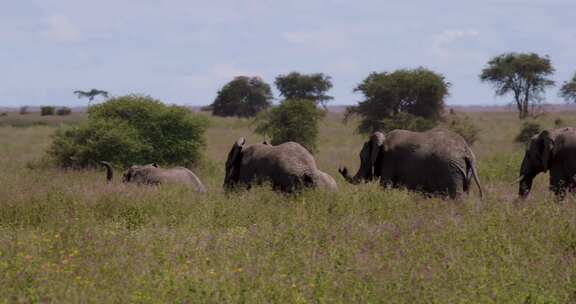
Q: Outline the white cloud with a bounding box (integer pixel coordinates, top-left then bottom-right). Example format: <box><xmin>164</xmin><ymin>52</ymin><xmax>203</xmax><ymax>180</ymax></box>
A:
<box><xmin>41</xmin><ymin>14</ymin><xmax>81</xmax><ymax>42</ymax></box>
<box><xmin>282</xmin><ymin>29</ymin><xmax>350</xmax><ymax>49</ymax></box>
<box><xmin>430</xmin><ymin>28</ymin><xmax>483</xmax><ymax>65</ymax></box>
<box><xmin>433</xmin><ymin>29</ymin><xmax>480</xmax><ymax>47</ymax></box>
<box><xmin>211</xmin><ymin>64</ymin><xmax>260</xmax><ymax>80</ymax></box>
<box><xmin>326</xmin><ymin>58</ymin><xmax>358</xmax><ymax>74</ymax></box>
<box><xmin>178</xmin><ymin>64</ymin><xmax>262</xmax><ymax>92</ymax></box>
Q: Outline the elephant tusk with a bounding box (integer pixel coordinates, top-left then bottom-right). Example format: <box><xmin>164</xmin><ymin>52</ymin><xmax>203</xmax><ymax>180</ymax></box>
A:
<box><xmin>511</xmin><ymin>175</ymin><xmax>524</xmax><ymax>185</ymax></box>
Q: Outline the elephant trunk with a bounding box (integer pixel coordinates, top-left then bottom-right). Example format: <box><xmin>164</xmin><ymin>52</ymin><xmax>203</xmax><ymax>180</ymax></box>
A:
<box><xmin>99</xmin><ymin>161</ymin><xmax>113</xmax><ymax>183</ymax></box>
<box><xmin>518</xmin><ymin>175</ymin><xmax>533</xmax><ymax>199</ymax></box>
<box><xmin>338</xmin><ymin>167</ymin><xmax>363</xmax><ymax>185</ymax></box>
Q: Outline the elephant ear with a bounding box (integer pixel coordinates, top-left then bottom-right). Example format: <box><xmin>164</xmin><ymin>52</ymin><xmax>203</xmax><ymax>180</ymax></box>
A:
<box><xmin>226</xmin><ymin>137</ymin><xmax>246</xmax><ymax>172</ymax></box>
<box><xmin>539</xmin><ymin>130</ymin><xmax>555</xmax><ymax>171</ymax></box>
<box><xmin>369</xmin><ymin>132</ymin><xmax>385</xmax><ymax>168</ymax></box>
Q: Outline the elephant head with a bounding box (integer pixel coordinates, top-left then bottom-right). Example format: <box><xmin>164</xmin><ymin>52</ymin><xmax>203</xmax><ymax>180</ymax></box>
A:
<box><xmin>99</xmin><ymin>161</ymin><xmax>159</xmax><ymax>183</ymax></box>
<box><xmin>224</xmin><ymin>137</ymin><xmax>246</xmax><ymax>189</ymax></box>
<box><xmin>122</xmin><ymin>163</ymin><xmax>159</xmax><ymax>183</ymax></box>
<box><xmin>339</xmin><ymin>131</ymin><xmax>385</xmax><ymax>184</ymax></box>
<box><xmin>518</xmin><ymin>130</ymin><xmax>554</xmax><ymax>198</ymax></box>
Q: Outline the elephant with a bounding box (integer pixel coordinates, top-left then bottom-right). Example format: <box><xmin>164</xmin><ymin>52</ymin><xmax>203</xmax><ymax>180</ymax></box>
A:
<box><xmin>99</xmin><ymin>161</ymin><xmax>206</xmax><ymax>193</ymax></box>
<box><xmin>316</xmin><ymin>170</ymin><xmax>338</xmax><ymax>191</ymax></box>
<box><xmin>339</xmin><ymin>129</ymin><xmax>483</xmax><ymax>199</ymax></box>
<box><xmin>518</xmin><ymin>128</ymin><xmax>576</xmax><ymax>200</ymax></box>
<box><xmin>224</xmin><ymin>137</ymin><xmax>337</xmax><ymax>192</ymax></box>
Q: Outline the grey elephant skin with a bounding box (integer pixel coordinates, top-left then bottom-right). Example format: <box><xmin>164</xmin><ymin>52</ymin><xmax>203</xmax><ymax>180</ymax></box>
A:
<box><xmin>99</xmin><ymin>161</ymin><xmax>206</xmax><ymax>193</ymax></box>
<box><xmin>518</xmin><ymin>128</ymin><xmax>576</xmax><ymax>200</ymax></box>
<box><xmin>339</xmin><ymin>129</ymin><xmax>483</xmax><ymax>199</ymax></box>
<box><xmin>224</xmin><ymin>138</ymin><xmax>337</xmax><ymax>192</ymax></box>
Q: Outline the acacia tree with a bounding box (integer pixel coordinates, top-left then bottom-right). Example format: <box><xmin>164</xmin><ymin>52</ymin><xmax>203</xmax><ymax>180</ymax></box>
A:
<box><xmin>274</xmin><ymin>72</ymin><xmax>333</xmax><ymax>109</ymax></box>
<box><xmin>560</xmin><ymin>72</ymin><xmax>576</xmax><ymax>103</ymax></box>
<box><xmin>74</xmin><ymin>89</ymin><xmax>109</xmax><ymax>105</ymax></box>
<box><xmin>480</xmin><ymin>53</ymin><xmax>555</xmax><ymax>119</ymax></box>
<box><xmin>211</xmin><ymin>76</ymin><xmax>273</xmax><ymax>118</ymax></box>
<box><xmin>346</xmin><ymin>68</ymin><xmax>449</xmax><ymax>134</ymax></box>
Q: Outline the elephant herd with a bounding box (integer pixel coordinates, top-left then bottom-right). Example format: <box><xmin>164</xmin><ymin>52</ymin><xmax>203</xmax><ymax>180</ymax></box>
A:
<box><xmin>100</xmin><ymin>127</ymin><xmax>576</xmax><ymax>201</ymax></box>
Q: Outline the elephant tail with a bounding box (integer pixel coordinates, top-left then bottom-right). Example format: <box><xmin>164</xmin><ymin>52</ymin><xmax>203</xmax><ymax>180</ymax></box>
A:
<box><xmin>465</xmin><ymin>157</ymin><xmax>483</xmax><ymax>199</ymax></box>
<box><xmin>99</xmin><ymin>161</ymin><xmax>113</xmax><ymax>183</ymax></box>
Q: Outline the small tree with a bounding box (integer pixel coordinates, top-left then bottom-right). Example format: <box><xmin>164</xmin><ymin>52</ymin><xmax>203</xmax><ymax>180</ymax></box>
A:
<box><xmin>372</xmin><ymin>112</ymin><xmax>436</xmax><ymax>133</ymax></box>
<box><xmin>49</xmin><ymin>94</ymin><xmax>208</xmax><ymax>168</ymax></box>
<box><xmin>445</xmin><ymin>114</ymin><xmax>480</xmax><ymax>145</ymax></box>
<box><xmin>274</xmin><ymin>72</ymin><xmax>333</xmax><ymax>109</ymax></box>
<box><xmin>211</xmin><ymin>76</ymin><xmax>273</xmax><ymax>117</ymax></box>
<box><xmin>480</xmin><ymin>53</ymin><xmax>555</xmax><ymax>119</ymax></box>
<box><xmin>346</xmin><ymin>68</ymin><xmax>449</xmax><ymax>134</ymax></box>
<box><xmin>560</xmin><ymin>72</ymin><xmax>576</xmax><ymax>103</ymax></box>
<box><xmin>19</xmin><ymin>106</ymin><xmax>29</xmax><ymax>115</ymax></box>
<box><xmin>254</xmin><ymin>99</ymin><xmax>323</xmax><ymax>152</ymax></box>
<box><xmin>57</xmin><ymin>107</ymin><xmax>72</xmax><ymax>116</ymax></box>
<box><xmin>74</xmin><ymin>89</ymin><xmax>109</xmax><ymax>106</ymax></box>
<box><xmin>515</xmin><ymin>121</ymin><xmax>542</xmax><ymax>144</ymax></box>
<box><xmin>41</xmin><ymin>106</ymin><xmax>56</xmax><ymax>116</ymax></box>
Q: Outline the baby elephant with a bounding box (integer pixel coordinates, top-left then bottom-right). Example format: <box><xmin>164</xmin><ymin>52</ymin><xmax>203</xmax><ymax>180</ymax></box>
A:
<box><xmin>224</xmin><ymin>137</ymin><xmax>337</xmax><ymax>192</ymax></box>
<box><xmin>99</xmin><ymin>161</ymin><xmax>206</xmax><ymax>193</ymax></box>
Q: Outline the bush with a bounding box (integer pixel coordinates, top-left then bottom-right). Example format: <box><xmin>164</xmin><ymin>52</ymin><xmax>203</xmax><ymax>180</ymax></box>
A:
<box><xmin>376</xmin><ymin>112</ymin><xmax>437</xmax><ymax>133</ymax></box>
<box><xmin>445</xmin><ymin>115</ymin><xmax>480</xmax><ymax>145</ymax></box>
<box><xmin>554</xmin><ymin>118</ymin><xmax>565</xmax><ymax>128</ymax></box>
<box><xmin>19</xmin><ymin>106</ymin><xmax>29</xmax><ymax>115</ymax></box>
<box><xmin>48</xmin><ymin>94</ymin><xmax>209</xmax><ymax>168</ymax></box>
<box><xmin>254</xmin><ymin>99</ymin><xmax>323</xmax><ymax>152</ymax></box>
<box><xmin>515</xmin><ymin>121</ymin><xmax>542</xmax><ymax>144</ymax></box>
<box><xmin>41</xmin><ymin>106</ymin><xmax>56</xmax><ymax>116</ymax></box>
<box><xmin>56</xmin><ymin>107</ymin><xmax>72</xmax><ymax>116</ymax></box>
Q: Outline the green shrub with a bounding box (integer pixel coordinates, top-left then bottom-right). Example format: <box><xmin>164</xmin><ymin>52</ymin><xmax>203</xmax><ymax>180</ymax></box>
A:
<box><xmin>515</xmin><ymin>121</ymin><xmax>542</xmax><ymax>144</ymax></box>
<box><xmin>554</xmin><ymin>118</ymin><xmax>565</xmax><ymax>128</ymax></box>
<box><xmin>56</xmin><ymin>107</ymin><xmax>72</xmax><ymax>116</ymax></box>
<box><xmin>41</xmin><ymin>106</ymin><xmax>55</xmax><ymax>116</ymax></box>
<box><xmin>375</xmin><ymin>112</ymin><xmax>437</xmax><ymax>133</ymax></box>
<box><xmin>254</xmin><ymin>99</ymin><xmax>323</xmax><ymax>152</ymax></box>
<box><xmin>48</xmin><ymin>94</ymin><xmax>208</xmax><ymax>168</ymax></box>
<box><xmin>445</xmin><ymin>115</ymin><xmax>480</xmax><ymax>145</ymax></box>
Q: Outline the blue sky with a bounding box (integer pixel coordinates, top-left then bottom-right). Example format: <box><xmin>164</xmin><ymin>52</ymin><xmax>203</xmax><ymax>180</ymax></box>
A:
<box><xmin>1</xmin><ymin>0</ymin><xmax>575</xmax><ymax>107</ymax></box>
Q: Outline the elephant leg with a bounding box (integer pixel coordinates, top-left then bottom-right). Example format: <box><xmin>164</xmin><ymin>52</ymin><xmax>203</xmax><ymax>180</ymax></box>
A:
<box><xmin>550</xmin><ymin>175</ymin><xmax>567</xmax><ymax>202</ymax></box>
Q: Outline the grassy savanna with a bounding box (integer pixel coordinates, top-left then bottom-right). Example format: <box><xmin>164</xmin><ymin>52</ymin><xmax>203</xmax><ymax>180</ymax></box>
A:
<box><xmin>2</xmin><ymin>111</ymin><xmax>576</xmax><ymax>303</ymax></box>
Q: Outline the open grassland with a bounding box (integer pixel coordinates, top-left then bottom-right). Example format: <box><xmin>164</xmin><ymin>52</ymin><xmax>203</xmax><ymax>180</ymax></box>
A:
<box><xmin>2</xmin><ymin>112</ymin><xmax>576</xmax><ymax>303</ymax></box>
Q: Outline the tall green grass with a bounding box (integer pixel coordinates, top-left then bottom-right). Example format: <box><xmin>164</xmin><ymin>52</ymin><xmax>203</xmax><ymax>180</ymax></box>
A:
<box><xmin>1</xmin><ymin>112</ymin><xmax>576</xmax><ymax>302</ymax></box>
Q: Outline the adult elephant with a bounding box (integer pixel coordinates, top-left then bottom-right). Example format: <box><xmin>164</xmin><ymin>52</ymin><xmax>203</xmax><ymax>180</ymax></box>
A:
<box><xmin>99</xmin><ymin>161</ymin><xmax>206</xmax><ymax>193</ymax></box>
<box><xmin>518</xmin><ymin>128</ymin><xmax>576</xmax><ymax>200</ymax></box>
<box><xmin>339</xmin><ymin>129</ymin><xmax>482</xmax><ymax>199</ymax></box>
<box><xmin>224</xmin><ymin>138</ymin><xmax>337</xmax><ymax>192</ymax></box>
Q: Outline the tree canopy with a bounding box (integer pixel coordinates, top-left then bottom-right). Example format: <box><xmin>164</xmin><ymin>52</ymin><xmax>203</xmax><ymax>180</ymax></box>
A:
<box><xmin>346</xmin><ymin>68</ymin><xmax>449</xmax><ymax>134</ymax></box>
<box><xmin>254</xmin><ymin>99</ymin><xmax>323</xmax><ymax>153</ymax></box>
<box><xmin>211</xmin><ymin>76</ymin><xmax>273</xmax><ymax>118</ymax></box>
<box><xmin>479</xmin><ymin>52</ymin><xmax>555</xmax><ymax>119</ymax></box>
<box><xmin>274</xmin><ymin>72</ymin><xmax>333</xmax><ymax>108</ymax></box>
<box><xmin>49</xmin><ymin>94</ymin><xmax>208</xmax><ymax>168</ymax></box>
<box><xmin>74</xmin><ymin>89</ymin><xmax>109</xmax><ymax>103</ymax></box>
<box><xmin>560</xmin><ymin>72</ymin><xmax>576</xmax><ymax>103</ymax></box>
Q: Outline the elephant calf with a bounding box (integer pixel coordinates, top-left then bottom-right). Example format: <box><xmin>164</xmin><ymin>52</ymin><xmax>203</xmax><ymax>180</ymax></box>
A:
<box><xmin>518</xmin><ymin>127</ymin><xmax>576</xmax><ymax>200</ymax></box>
<box><xmin>99</xmin><ymin>161</ymin><xmax>206</xmax><ymax>193</ymax></box>
<box><xmin>339</xmin><ymin>129</ymin><xmax>483</xmax><ymax>199</ymax></box>
<box><xmin>224</xmin><ymin>137</ymin><xmax>337</xmax><ymax>192</ymax></box>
